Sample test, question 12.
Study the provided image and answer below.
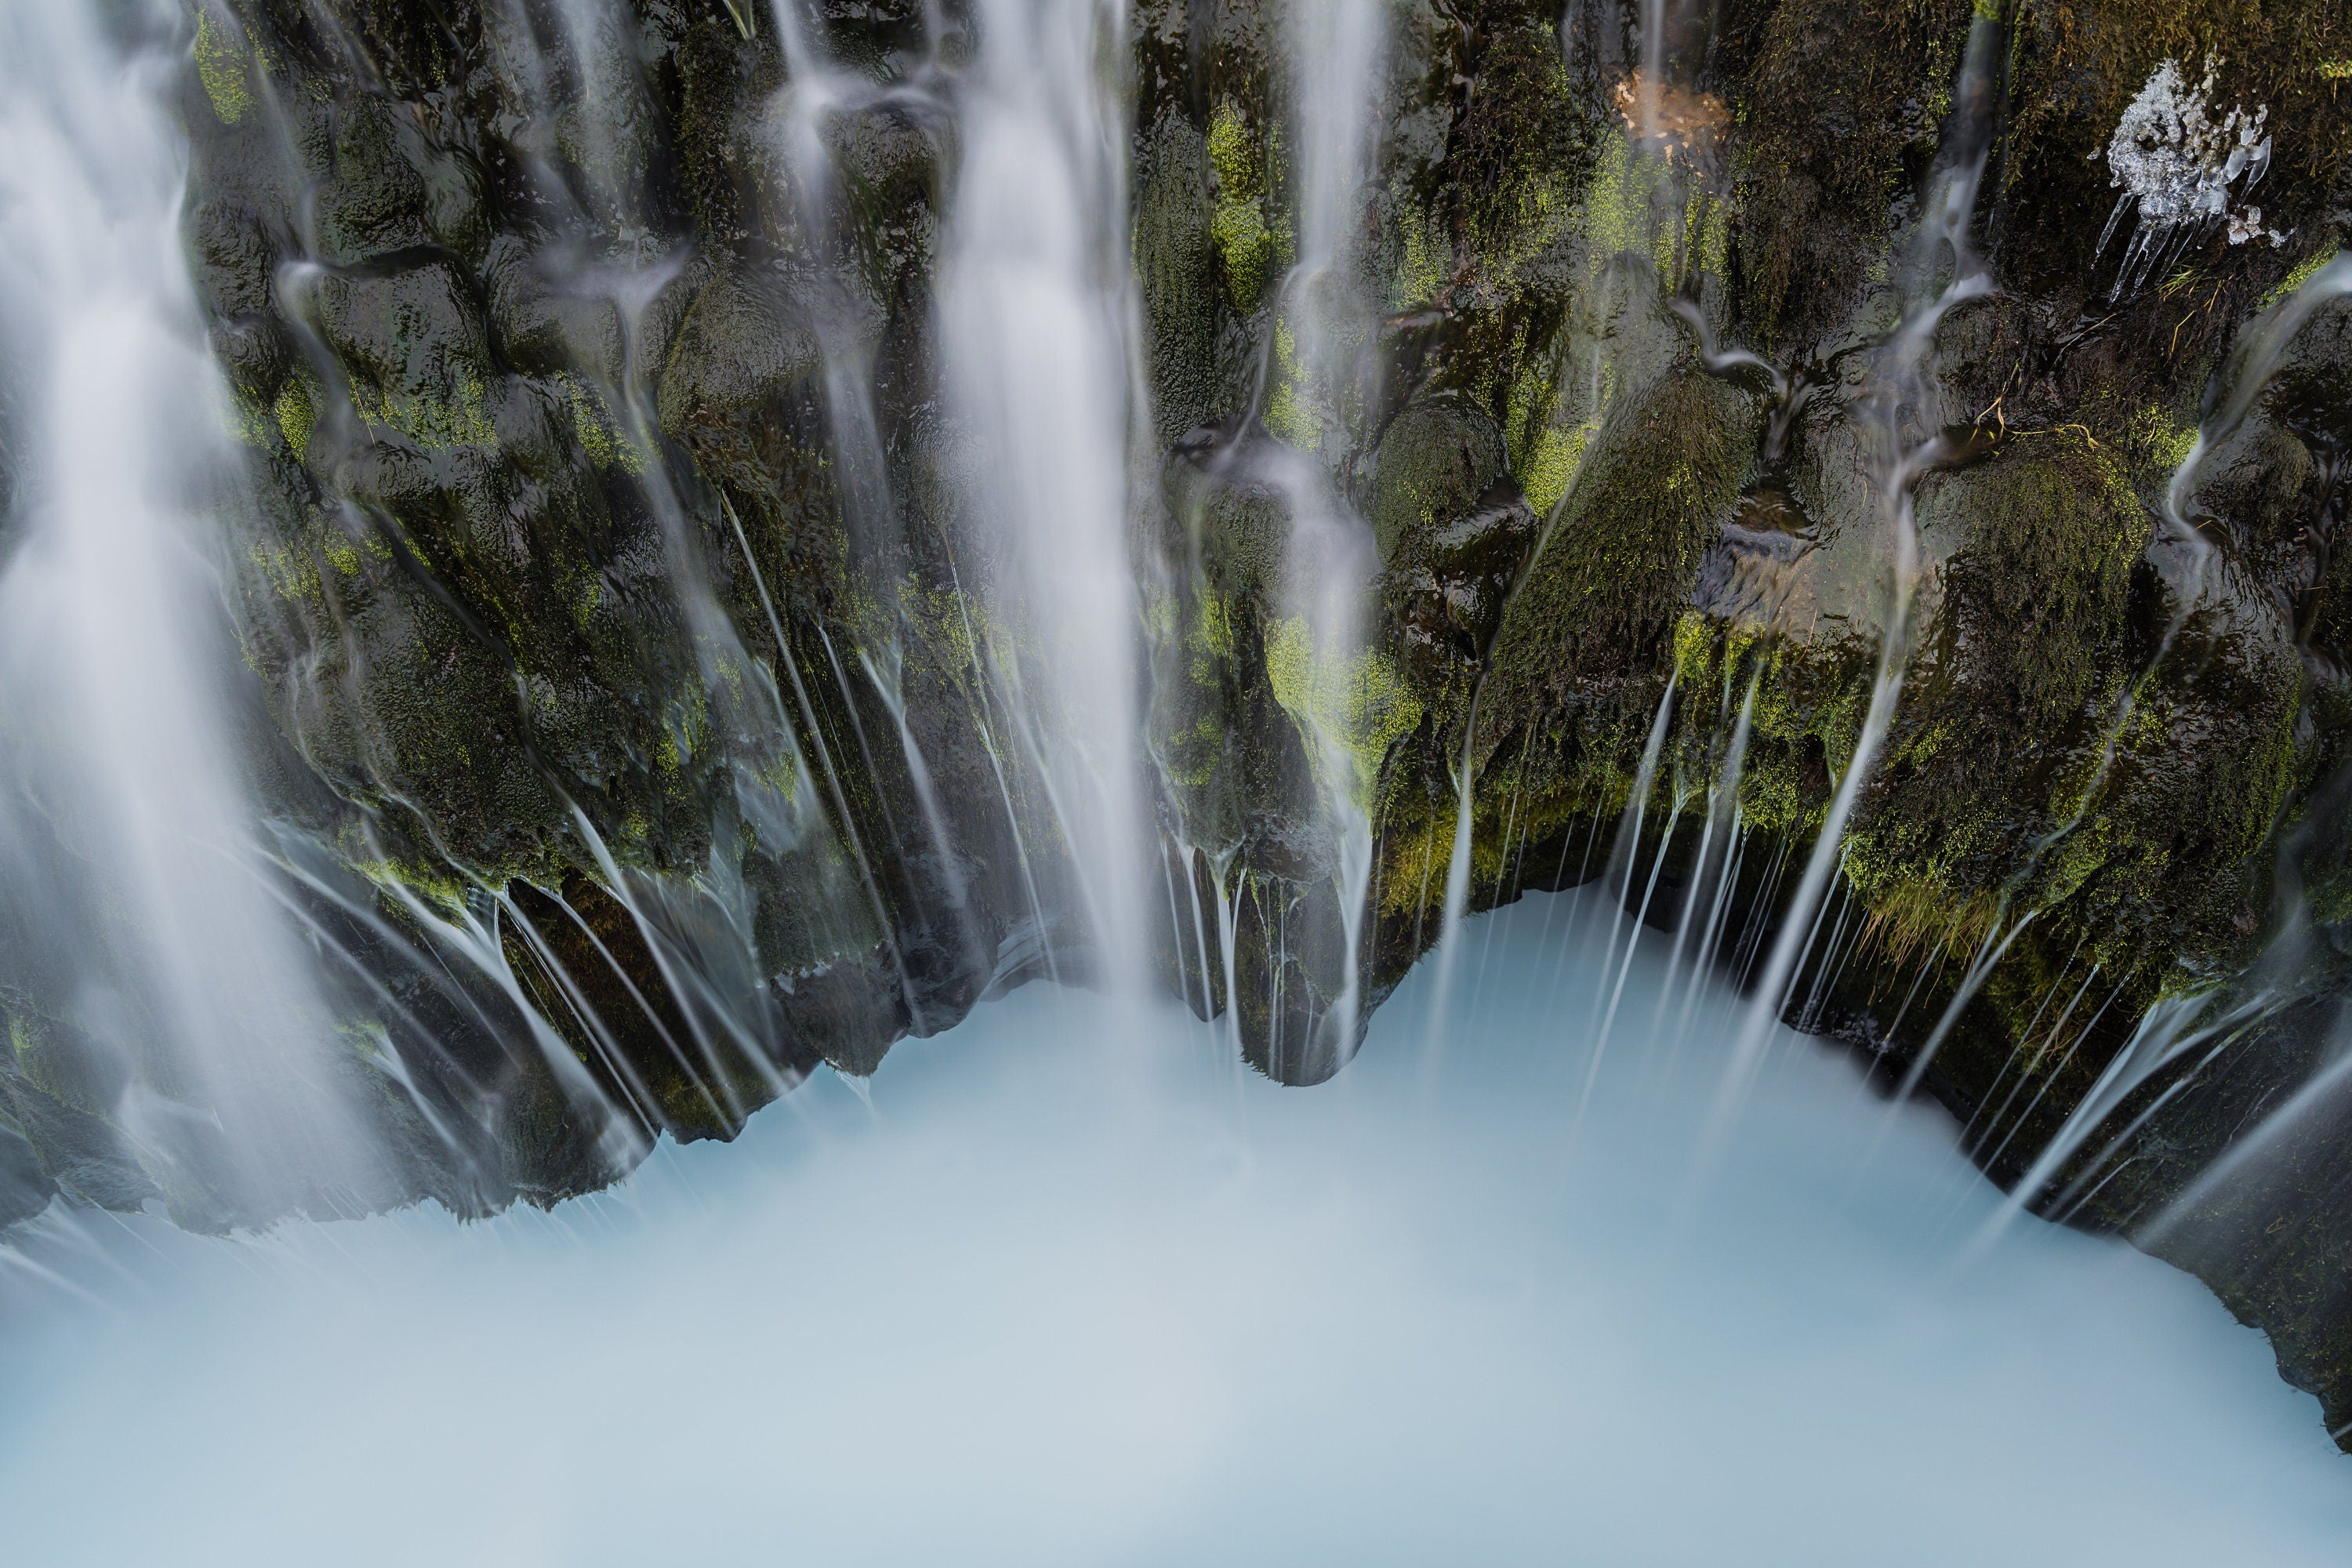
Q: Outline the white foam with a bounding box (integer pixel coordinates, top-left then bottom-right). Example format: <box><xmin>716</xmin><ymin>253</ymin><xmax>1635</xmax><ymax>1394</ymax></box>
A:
<box><xmin>1</xmin><ymin>890</ymin><xmax>2345</xmax><ymax>1564</ymax></box>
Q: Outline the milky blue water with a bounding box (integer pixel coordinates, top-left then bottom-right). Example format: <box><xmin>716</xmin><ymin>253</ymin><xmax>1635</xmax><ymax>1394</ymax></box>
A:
<box><xmin>2</xmin><ymin>890</ymin><xmax>2346</xmax><ymax>1565</ymax></box>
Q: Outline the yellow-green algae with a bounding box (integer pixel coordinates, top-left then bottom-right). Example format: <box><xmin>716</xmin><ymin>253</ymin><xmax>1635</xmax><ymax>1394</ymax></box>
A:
<box><xmin>274</xmin><ymin>378</ymin><xmax>317</xmax><ymax>463</ymax></box>
<box><xmin>1264</xmin><ymin>615</ymin><xmax>1421</xmax><ymax>807</ymax></box>
<box><xmin>562</xmin><ymin>375</ymin><xmax>649</xmax><ymax>474</ymax></box>
<box><xmin>1207</xmin><ymin>102</ymin><xmax>1275</xmax><ymax>311</ymax></box>
<box><xmin>1262</xmin><ymin>319</ymin><xmax>1320</xmax><ymax>449</ymax></box>
<box><xmin>194</xmin><ymin>12</ymin><xmax>252</xmax><ymax>126</ymax></box>
<box><xmin>2262</xmin><ymin>245</ymin><xmax>2343</xmax><ymax>310</ymax></box>
<box><xmin>356</xmin><ymin>371</ymin><xmax>499</xmax><ymax>452</ymax></box>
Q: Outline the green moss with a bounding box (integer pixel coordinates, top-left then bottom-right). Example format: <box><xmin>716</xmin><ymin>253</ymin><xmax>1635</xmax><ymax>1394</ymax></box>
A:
<box><xmin>1265</xmin><ymin>616</ymin><xmax>1422</xmax><ymax>806</ymax></box>
<box><xmin>247</xmin><ymin>539</ymin><xmax>322</xmax><ymax>604</ymax></box>
<box><xmin>1736</xmin><ymin>637</ymin><xmax>1872</xmax><ymax>837</ymax></box>
<box><xmin>1811</xmin><ymin>426</ymin><xmax>2314</xmax><ymax>1005</ymax></box>
<box><xmin>1581</xmin><ymin>130</ymin><xmax>1657</xmax><ymax>267</ymax></box>
<box><xmin>1262</xmin><ymin>318</ymin><xmax>1320</xmax><ymax>448</ymax></box>
<box><xmin>1502</xmin><ymin>362</ymin><xmax>1602</xmax><ymax>520</ymax></box>
<box><xmin>1214</xmin><ymin>98</ymin><xmax>1251</xmax><ymax>192</ymax></box>
<box><xmin>1736</xmin><ymin>0</ymin><xmax>1979</xmax><ymax>342</ymax></box>
<box><xmin>2263</xmin><ymin>245</ymin><xmax>2343</xmax><ymax>310</ymax></box>
<box><xmin>227</xmin><ymin>390</ymin><xmax>277</xmax><ymax>450</ymax></box>
<box><xmin>2119</xmin><ymin>402</ymin><xmax>2197</xmax><ymax>480</ymax></box>
<box><xmin>1448</xmin><ymin>18</ymin><xmax>1592</xmax><ymax>266</ymax></box>
<box><xmin>274</xmin><ymin>378</ymin><xmax>316</xmax><ymax>463</ymax></box>
<box><xmin>1146</xmin><ymin>579</ymin><xmax>1250</xmax><ymax>800</ymax></box>
<box><xmin>1377</xmin><ymin>372</ymin><xmax>1754</xmax><ymax>920</ymax></box>
<box><xmin>357</xmin><ymin>369</ymin><xmax>499</xmax><ymax>452</ymax></box>
<box><xmin>1367</xmin><ymin>400</ymin><xmax>1509</xmax><ymax>562</ymax></box>
<box><xmin>194</xmin><ymin>12</ymin><xmax>252</xmax><ymax>127</ymax></box>
<box><xmin>561</xmin><ymin>375</ymin><xmax>648</xmax><ymax>474</ymax></box>
<box><xmin>1846</xmin><ymin>435</ymin><xmax>2146</xmax><ymax>891</ymax></box>
<box><xmin>1207</xmin><ymin>101</ymin><xmax>1274</xmax><ymax>311</ymax></box>
<box><xmin>1392</xmin><ymin>195</ymin><xmax>1448</xmax><ymax>308</ymax></box>
<box><xmin>1683</xmin><ymin>185</ymin><xmax>1734</xmax><ymax>286</ymax></box>
<box><xmin>344</xmin><ymin>845</ymin><xmax>473</xmax><ymax>920</ymax></box>
<box><xmin>1575</xmin><ymin>123</ymin><xmax>1719</xmax><ymax>288</ymax></box>
<box><xmin>1190</xmin><ymin>591</ymin><xmax>1236</xmax><ymax>678</ymax></box>
<box><xmin>1669</xmin><ymin>610</ymin><xmax>1719</xmax><ymax>692</ymax></box>
<box><xmin>1515</xmin><ymin>418</ymin><xmax>1597</xmax><ymax>519</ymax></box>
<box><xmin>1486</xmin><ymin>371</ymin><xmax>1753</xmax><ymax>706</ymax></box>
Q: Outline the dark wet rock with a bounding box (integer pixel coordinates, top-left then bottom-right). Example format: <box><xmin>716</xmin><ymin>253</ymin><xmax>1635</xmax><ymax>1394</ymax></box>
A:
<box><xmin>1367</xmin><ymin>397</ymin><xmax>1509</xmax><ymax>564</ymax></box>
<box><xmin>1137</xmin><ymin>108</ymin><xmax>1220</xmax><ymax>445</ymax></box>
<box><xmin>1687</xmin><ymin>483</ymin><xmax>1820</xmax><ymax>626</ymax></box>
<box><xmin>1486</xmin><ymin>370</ymin><xmax>1756</xmax><ymax>715</ymax></box>
<box><xmin>657</xmin><ymin>266</ymin><xmax>824</xmax><ymax>436</ymax></box>
<box><xmin>1385</xmin><ymin>479</ymin><xmax>1541</xmax><ymax>674</ymax></box>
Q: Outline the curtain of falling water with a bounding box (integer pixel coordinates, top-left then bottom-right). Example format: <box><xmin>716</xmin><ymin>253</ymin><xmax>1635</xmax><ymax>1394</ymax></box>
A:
<box><xmin>1696</xmin><ymin>9</ymin><xmax>2007</xmax><ymax>1175</ymax></box>
<box><xmin>0</xmin><ymin>2</ymin><xmax>386</xmax><ymax>1225</ymax></box>
<box><xmin>1290</xmin><ymin>0</ymin><xmax>1381</xmax><ymax>289</ymax></box>
<box><xmin>940</xmin><ymin>0</ymin><xmax>1150</xmax><ymax>991</ymax></box>
<box><xmin>1273</xmin><ymin>0</ymin><xmax>1385</xmax><ymax>1062</ymax></box>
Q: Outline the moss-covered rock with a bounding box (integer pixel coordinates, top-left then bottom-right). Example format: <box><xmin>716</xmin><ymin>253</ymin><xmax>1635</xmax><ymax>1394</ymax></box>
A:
<box><xmin>1486</xmin><ymin>368</ymin><xmax>1757</xmax><ymax>717</ymax></box>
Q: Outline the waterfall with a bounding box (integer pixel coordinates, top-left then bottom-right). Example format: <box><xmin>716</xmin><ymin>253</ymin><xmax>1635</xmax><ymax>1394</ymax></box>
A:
<box><xmin>1651</xmin><ymin>676</ymin><xmax>1755</xmax><ymax>1075</ymax></box>
<box><xmin>0</xmin><ymin>2</ymin><xmax>387</xmax><ymax>1225</ymax></box>
<box><xmin>5</xmin><ymin>0</ymin><xmax>2352</xmax><ymax>1532</ymax></box>
<box><xmin>1565</xmin><ymin>672</ymin><xmax>1678</xmax><ymax>1133</ymax></box>
<box><xmin>1272</xmin><ymin>0</ymin><xmax>1385</xmax><ymax>1069</ymax></box>
<box><xmin>1256</xmin><ymin>444</ymin><xmax>1383</xmax><ymax>1072</ymax></box>
<box><xmin>1421</xmin><ymin>698</ymin><xmax>1485</xmax><ymax>1060</ymax></box>
<box><xmin>1696</xmin><ymin>10</ymin><xmax>2006</xmax><ymax>1173</ymax></box>
<box><xmin>941</xmin><ymin>0</ymin><xmax>1151</xmax><ymax>993</ymax></box>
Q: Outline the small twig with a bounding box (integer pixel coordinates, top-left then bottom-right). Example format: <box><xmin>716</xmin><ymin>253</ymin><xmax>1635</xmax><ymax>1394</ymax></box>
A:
<box><xmin>2003</xmin><ymin>423</ymin><xmax>2100</xmax><ymax>447</ymax></box>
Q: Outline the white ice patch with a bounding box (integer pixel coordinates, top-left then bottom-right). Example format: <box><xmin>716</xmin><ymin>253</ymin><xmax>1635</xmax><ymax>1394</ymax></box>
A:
<box><xmin>2096</xmin><ymin>58</ymin><xmax>2285</xmax><ymax>298</ymax></box>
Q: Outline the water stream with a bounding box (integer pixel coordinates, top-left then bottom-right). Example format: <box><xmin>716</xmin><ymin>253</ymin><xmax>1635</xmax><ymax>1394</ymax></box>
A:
<box><xmin>0</xmin><ymin>1</ymin><xmax>387</xmax><ymax>1226</ymax></box>
<box><xmin>942</xmin><ymin>0</ymin><xmax>1152</xmax><ymax>990</ymax></box>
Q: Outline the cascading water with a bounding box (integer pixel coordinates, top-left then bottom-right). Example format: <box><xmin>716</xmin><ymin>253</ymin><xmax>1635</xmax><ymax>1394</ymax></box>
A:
<box><xmin>941</xmin><ymin>0</ymin><xmax>1152</xmax><ymax>993</ymax></box>
<box><xmin>4</xmin><ymin>0</ymin><xmax>2352</xmax><ymax>1552</ymax></box>
<box><xmin>1256</xmin><ymin>0</ymin><xmax>1387</xmax><ymax>1069</ymax></box>
<box><xmin>1697</xmin><ymin>9</ymin><xmax>2006</xmax><ymax>1170</ymax></box>
<box><xmin>1568</xmin><ymin>672</ymin><xmax>1677</xmax><ymax>1132</ymax></box>
<box><xmin>0</xmin><ymin>1</ymin><xmax>392</xmax><ymax>1226</ymax></box>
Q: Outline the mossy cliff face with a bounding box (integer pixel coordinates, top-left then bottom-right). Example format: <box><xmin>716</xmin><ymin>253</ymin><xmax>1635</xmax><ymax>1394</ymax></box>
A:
<box><xmin>6</xmin><ymin>0</ymin><xmax>2352</xmax><ymax>1439</ymax></box>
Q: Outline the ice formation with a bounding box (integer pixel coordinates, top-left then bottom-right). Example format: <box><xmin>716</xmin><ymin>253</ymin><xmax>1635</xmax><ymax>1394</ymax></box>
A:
<box><xmin>2096</xmin><ymin>58</ymin><xmax>2284</xmax><ymax>299</ymax></box>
